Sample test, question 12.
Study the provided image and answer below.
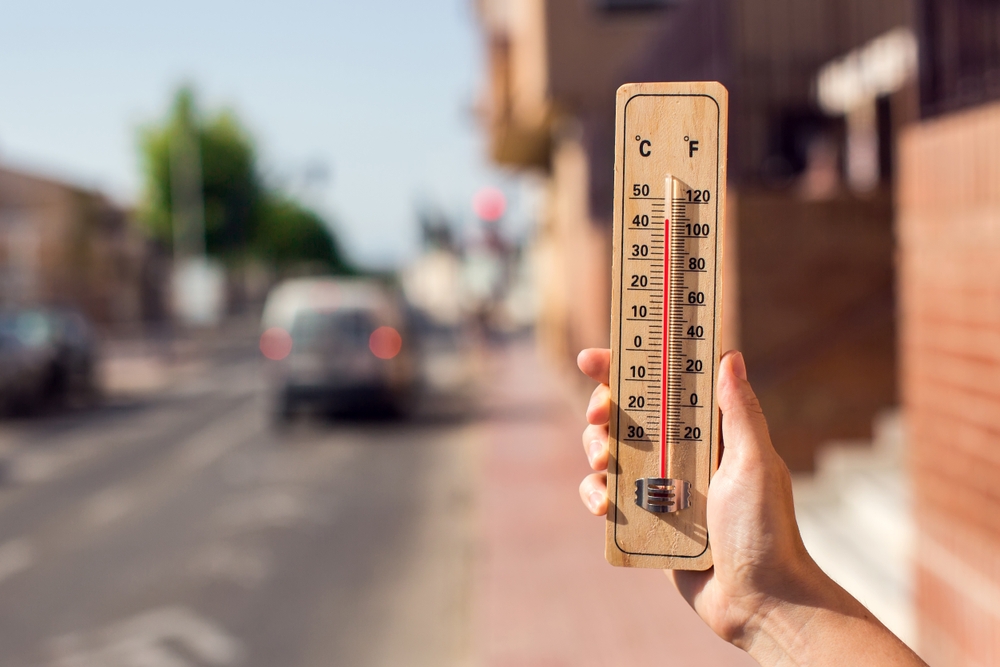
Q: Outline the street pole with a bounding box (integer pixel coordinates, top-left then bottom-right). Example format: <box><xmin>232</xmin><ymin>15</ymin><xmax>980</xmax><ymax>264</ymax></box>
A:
<box><xmin>169</xmin><ymin>114</ymin><xmax>222</xmax><ymax>326</ymax></box>
<box><xmin>169</xmin><ymin>121</ymin><xmax>206</xmax><ymax>261</ymax></box>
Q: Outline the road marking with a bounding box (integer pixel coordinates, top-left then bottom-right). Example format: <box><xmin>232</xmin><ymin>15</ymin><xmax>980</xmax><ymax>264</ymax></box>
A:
<box><xmin>213</xmin><ymin>489</ymin><xmax>306</xmax><ymax>532</ymax></box>
<box><xmin>179</xmin><ymin>403</ymin><xmax>263</xmax><ymax>470</ymax></box>
<box><xmin>0</xmin><ymin>538</ymin><xmax>32</xmax><ymax>583</ymax></box>
<box><xmin>50</xmin><ymin>606</ymin><xmax>244</xmax><ymax>667</ymax></box>
<box><xmin>0</xmin><ymin>400</ymin><xmax>222</xmax><ymax>488</ymax></box>
<box><xmin>73</xmin><ymin>401</ymin><xmax>261</xmax><ymax>532</ymax></box>
<box><xmin>10</xmin><ymin>450</ymin><xmax>86</xmax><ymax>484</ymax></box>
<box><xmin>83</xmin><ymin>489</ymin><xmax>133</xmax><ymax>526</ymax></box>
<box><xmin>189</xmin><ymin>542</ymin><xmax>271</xmax><ymax>588</ymax></box>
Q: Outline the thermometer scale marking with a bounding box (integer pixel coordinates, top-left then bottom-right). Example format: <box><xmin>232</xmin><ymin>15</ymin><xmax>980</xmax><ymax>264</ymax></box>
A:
<box><xmin>623</xmin><ymin>181</ymin><xmax>709</xmax><ymax>477</ymax></box>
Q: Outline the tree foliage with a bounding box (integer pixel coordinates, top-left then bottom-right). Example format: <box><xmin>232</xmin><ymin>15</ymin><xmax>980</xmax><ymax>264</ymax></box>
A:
<box><xmin>137</xmin><ymin>87</ymin><xmax>351</xmax><ymax>273</ymax></box>
<box><xmin>254</xmin><ymin>194</ymin><xmax>352</xmax><ymax>273</ymax></box>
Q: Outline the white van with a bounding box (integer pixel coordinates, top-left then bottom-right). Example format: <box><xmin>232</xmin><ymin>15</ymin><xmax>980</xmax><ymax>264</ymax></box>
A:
<box><xmin>260</xmin><ymin>278</ymin><xmax>416</xmax><ymax>421</ymax></box>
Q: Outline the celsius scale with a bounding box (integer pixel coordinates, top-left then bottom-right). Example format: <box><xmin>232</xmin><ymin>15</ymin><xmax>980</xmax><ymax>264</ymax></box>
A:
<box><xmin>607</xmin><ymin>82</ymin><xmax>728</xmax><ymax>570</ymax></box>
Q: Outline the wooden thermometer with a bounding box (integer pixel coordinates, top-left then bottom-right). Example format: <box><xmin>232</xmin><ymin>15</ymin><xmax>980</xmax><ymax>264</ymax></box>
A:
<box><xmin>607</xmin><ymin>82</ymin><xmax>728</xmax><ymax>570</ymax></box>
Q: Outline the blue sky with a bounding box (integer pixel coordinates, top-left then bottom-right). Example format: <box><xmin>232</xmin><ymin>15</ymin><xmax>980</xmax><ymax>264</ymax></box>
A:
<box><xmin>0</xmin><ymin>0</ymin><xmax>529</xmax><ymax>267</ymax></box>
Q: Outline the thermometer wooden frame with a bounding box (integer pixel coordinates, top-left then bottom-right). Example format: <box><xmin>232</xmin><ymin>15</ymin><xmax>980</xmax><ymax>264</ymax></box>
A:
<box><xmin>607</xmin><ymin>82</ymin><xmax>728</xmax><ymax>570</ymax></box>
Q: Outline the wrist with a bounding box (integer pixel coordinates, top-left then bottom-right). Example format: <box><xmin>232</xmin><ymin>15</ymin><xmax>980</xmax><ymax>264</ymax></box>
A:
<box><xmin>732</xmin><ymin>559</ymin><xmax>848</xmax><ymax>660</ymax></box>
<box><xmin>739</xmin><ymin>590</ymin><xmax>830</xmax><ymax>665</ymax></box>
<box><xmin>735</xmin><ymin>567</ymin><xmax>910</xmax><ymax>667</ymax></box>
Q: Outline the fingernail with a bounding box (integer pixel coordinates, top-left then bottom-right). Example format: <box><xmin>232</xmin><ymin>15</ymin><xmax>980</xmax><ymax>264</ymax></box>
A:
<box><xmin>589</xmin><ymin>491</ymin><xmax>604</xmax><ymax>511</ymax></box>
<box><xmin>588</xmin><ymin>440</ymin><xmax>604</xmax><ymax>464</ymax></box>
<box><xmin>731</xmin><ymin>352</ymin><xmax>747</xmax><ymax>381</ymax></box>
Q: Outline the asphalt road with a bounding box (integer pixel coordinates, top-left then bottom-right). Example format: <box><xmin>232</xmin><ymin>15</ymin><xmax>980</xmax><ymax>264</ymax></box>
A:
<box><xmin>0</xmin><ymin>347</ymin><xmax>479</xmax><ymax>667</ymax></box>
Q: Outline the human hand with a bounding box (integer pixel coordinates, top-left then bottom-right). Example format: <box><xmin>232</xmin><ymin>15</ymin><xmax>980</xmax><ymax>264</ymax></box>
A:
<box><xmin>576</xmin><ymin>348</ymin><xmax>927</xmax><ymax>666</ymax></box>
<box><xmin>577</xmin><ymin>348</ymin><xmax>812</xmax><ymax>642</ymax></box>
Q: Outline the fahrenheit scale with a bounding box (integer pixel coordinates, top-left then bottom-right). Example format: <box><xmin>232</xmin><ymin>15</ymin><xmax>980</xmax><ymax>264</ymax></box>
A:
<box><xmin>607</xmin><ymin>82</ymin><xmax>728</xmax><ymax>570</ymax></box>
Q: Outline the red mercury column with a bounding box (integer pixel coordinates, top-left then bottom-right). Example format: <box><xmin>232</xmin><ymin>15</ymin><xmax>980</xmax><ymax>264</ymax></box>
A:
<box><xmin>659</xmin><ymin>207</ymin><xmax>670</xmax><ymax>479</ymax></box>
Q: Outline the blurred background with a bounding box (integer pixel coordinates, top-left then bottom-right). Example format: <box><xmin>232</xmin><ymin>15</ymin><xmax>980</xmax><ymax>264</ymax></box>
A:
<box><xmin>0</xmin><ymin>0</ymin><xmax>994</xmax><ymax>665</ymax></box>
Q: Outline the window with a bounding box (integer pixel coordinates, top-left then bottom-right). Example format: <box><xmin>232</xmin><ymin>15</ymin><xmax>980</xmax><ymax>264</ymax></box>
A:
<box><xmin>591</xmin><ymin>0</ymin><xmax>678</xmax><ymax>11</ymax></box>
<box><xmin>919</xmin><ymin>0</ymin><xmax>1000</xmax><ymax>117</ymax></box>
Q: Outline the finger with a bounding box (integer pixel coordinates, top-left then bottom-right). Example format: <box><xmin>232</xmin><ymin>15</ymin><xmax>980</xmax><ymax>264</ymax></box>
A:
<box><xmin>670</xmin><ymin>569</ymin><xmax>713</xmax><ymax>611</ymax></box>
<box><xmin>582</xmin><ymin>423</ymin><xmax>609</xmax><ymax>471</ymax></box>
<box><xmin>578</xmin><ymin>473</ymin><xmax>608</xmax><ymax>515</ymax></box>
<box><xmin>577</xmin><ymin>349</ymin><xmax>611</xmax><ymax>385</ymax></box>
<box><xmin>716</xmin><ymin>351</ymin><xmax>775</xmax><ymax>465</ymax></box>
<box><xmin>586</xmin><ymin>383</ymin><xmax>611</xmax><ymax>425</ymax></box>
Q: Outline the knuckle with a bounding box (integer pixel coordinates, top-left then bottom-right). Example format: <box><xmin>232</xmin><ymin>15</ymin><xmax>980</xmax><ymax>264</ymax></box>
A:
<box><xmin>741</xmin><ymin>391</ymin><xmax>764</xmax><ymax>415</ymax></box>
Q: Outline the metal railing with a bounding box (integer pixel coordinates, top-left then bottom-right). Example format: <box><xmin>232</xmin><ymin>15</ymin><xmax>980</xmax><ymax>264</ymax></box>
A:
<box><xmin>919</xmin><ymin>0</ymin><xmax>1000</xmax><ymax>117</ymax></box>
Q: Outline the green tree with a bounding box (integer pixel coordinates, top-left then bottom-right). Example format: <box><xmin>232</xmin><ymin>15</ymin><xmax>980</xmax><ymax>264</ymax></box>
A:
<box><xmin>138</xmin><ymin>87</ymin><xmax>351</xmax><ymax>273</ymax></box>
<box><xmin>138</xmin><ymin>88</ymin><xmax>259</xmax><ymax>257</ymax></box>
<box><xmin>254</xmin><ymin>194</ymin><xmax>352</xmax><ymax>274</ymax></box>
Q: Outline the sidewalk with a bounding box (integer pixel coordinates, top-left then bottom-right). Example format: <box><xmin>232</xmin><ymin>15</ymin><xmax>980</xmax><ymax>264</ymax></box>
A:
<box><xmin>470</xmin><ymin>342</ymin><xmax>754</xmax><ymax>666</ymax></box>
<box><xmin>98</xmin><ymin>315</ymin><xmax>261</xmax><ymax>397</ymax></box>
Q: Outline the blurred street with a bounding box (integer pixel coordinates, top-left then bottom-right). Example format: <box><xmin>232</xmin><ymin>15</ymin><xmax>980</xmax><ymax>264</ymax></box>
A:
<box><xmin>4</xmin><ymin>0</ymin><xmax>1000</xmax><ymax>662</ymax></box>
<box><xmin>0</xmin><ymin>329</ymin><xmax>758</xmax><ymax>667</ymax></box>
<box><xmin>0</xmin><ymin>329</ymin><xmax>479</xmax><ymax>667</ymax></box>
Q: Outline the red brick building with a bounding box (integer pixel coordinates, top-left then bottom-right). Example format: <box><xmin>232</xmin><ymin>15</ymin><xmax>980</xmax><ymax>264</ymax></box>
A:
<box><xmin>478</xmin><ymin>0</ymin><xmax>1000</xmax><ymax>660</ymax></box>
<box><xmin>0</xmin><ymin>166</ymin><xmax>147</xmax><ymax>327</ymax></box>
<box><xmin>900</xmin><ymin>1</ymin><xmax>1000</xmax><ymax>663</ymax></box>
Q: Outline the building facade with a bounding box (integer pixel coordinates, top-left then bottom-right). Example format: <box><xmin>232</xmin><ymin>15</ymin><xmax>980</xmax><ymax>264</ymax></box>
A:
<box><xmin>899</xmin><ymin>1</ymin><xmax>1000</xmax><ymax>663</ymax></box>
<box><xmin>478</xmin><ymin>0</ymin><xmax>1000</xmax><ymax>660</ymax></box>
<box><xmin>0</xmin><ymin>166</ymin><xmax>147</xmax><ymax>328</ymax></box>
<box><xmin>475</xmin><ymin>0</ymin><xmax>910</xmax><ymax>469</ymax></box>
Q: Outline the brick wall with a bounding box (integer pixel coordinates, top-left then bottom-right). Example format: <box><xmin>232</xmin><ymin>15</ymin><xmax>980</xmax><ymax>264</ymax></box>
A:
<box><xmin>898</xmin><ymin>99</ymin><xmax>1000</xmax><ymax>667</ymax></box>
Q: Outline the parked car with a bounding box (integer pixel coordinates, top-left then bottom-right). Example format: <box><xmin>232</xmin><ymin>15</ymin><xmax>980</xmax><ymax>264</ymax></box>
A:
<box><xmin>260</xmin><ymin>278</ymin><xmax>417</xmax><ymax>421</ymax></box>
<box><xmin>0</xmin><ymin>308</ymin><xmax>97</xmax><ymax>413</ymax></box>
<box><xmin>0</xmin><ymin>330</ymin><xmax>49</xmax><ymax>414</ymax></box>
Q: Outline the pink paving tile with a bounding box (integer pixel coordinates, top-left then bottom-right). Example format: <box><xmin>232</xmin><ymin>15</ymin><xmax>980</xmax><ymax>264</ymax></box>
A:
<box><xmin>470</xmin><ymin>343</ymin><xmax>756</xmax><ymax>666</ymax></box>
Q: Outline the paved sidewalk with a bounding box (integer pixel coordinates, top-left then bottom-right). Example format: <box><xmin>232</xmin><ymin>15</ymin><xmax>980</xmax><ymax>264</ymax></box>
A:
<box><xmin>470</xmin><ymin>342</ymin><xmax>755</xmax><ymax>666</ymax></box>
<box><xmin>98</xmin><ymin>315</ymin><xmax>261</xmax><ymax>397</ymax></box>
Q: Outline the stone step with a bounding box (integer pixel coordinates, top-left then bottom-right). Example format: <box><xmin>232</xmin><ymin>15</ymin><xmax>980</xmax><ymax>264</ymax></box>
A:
<box><xmin>791</xmin><ymin>409</ymin><xmax>915</xmax><ymax>646</ymax></box>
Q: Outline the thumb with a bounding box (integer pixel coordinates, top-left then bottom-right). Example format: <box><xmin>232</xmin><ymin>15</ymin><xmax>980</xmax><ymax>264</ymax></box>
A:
<box><xmin>716</xmin><ymin>351</ymin><xmax>774</xmax><ymax>465</ymax></box>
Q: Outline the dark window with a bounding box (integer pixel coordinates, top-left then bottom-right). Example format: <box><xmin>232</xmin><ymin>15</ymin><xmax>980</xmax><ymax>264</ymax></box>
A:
<box><xmin>591</xmin><ymin>0</ymin><xmax>678</xmax><ymax>11</ymax></box>
<box><xmin>919</xmin><ymin>0</ymin><xmax>1000</xmax><ymax>117</ymax></box>
<box><xmin>291</xmin><ymin>310</ymin><xmax>376</xmax><ymax>352</ymax></box>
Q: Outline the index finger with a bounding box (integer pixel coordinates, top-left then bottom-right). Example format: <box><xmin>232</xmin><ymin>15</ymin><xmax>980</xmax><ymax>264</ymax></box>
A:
<box><xmin>577</xmin><ymin>348</ymin><xmax>611</xmax><ymax>385</ymax></box>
